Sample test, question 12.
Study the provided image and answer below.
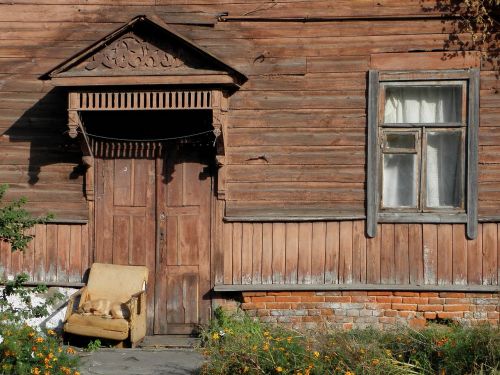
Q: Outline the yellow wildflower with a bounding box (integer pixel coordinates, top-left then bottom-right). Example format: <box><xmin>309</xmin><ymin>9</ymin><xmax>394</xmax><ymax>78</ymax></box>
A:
<box><xmin>263</xmin><ymin>331</ymin><xmax>270</xmax><ymax>337</ymax></box>
<box><xmin>47</xmin><ymin>329</ymin><xmax>56</xmax><ymax>336</ymax></box>
<box><xmin>212</xmin><ymin>332</ymin><xmax>220</xmax><ymax>340</ymax></box>
<box><xmin>385</xmin><ymin>349</ymin><xmax>392</xmax><ymax>357</ymax></box>
<box><xmin>74</xmin><ymin>372</ymin><xmax>81</xmax><ymax>375</ymax></box>
<box><xmin>313</xmin><ymin>351</ymin><xmax>320</xmax><ymax>358</ymax></box>
<box><xmin>372</xmin><ymin>359</ymin><xmax>380</xmax><ymax>366</ymax></box>
<box><xmin>287</xmin><ymin>336</ymin><xmax>292</xmax><ymax>343</ymax></box>
<box><xmin>345</xmin><ymin>372</ymin><xmax>355</xmax><ymax>375</ymax></box>
<box><xmin>243</xmin><ymin>366</ymin><xmax>249</xmax><ymax>373</ymax></box>
<box><xmin>31</xmin><ymin>368</ymin><xmax>41</xmax><ymax>375</ymax></box>
<box><xmin>263</xmin><ymin>343</ymin><xmax>269</xmax><ymax>351</ymax></box>
<box><xmin>28</xmin><ymin>332</ymin><xmax>35</xmax><ymax>338</ymax></box>
<box><xmin>276</xmin><ymin>367</ymin><xmax>283</xmax><ymax>373</ymax></box>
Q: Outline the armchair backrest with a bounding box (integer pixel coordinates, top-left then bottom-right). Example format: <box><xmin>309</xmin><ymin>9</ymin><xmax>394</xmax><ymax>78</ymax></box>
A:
<box><xmin>86</xmin><ymin>263</ymin><xmax>148</xmax><ymax>303</ymax></box>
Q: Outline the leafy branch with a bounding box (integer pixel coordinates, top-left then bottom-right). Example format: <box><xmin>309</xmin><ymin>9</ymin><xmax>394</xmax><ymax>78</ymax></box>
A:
<box><xmin>0</xmin><ymin>184</ymin><xmax>54</xmax><ymax>251</ymax></box>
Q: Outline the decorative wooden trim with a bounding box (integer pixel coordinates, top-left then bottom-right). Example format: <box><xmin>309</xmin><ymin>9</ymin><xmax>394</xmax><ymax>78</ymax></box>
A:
<box><xmin>51</xmin><ymin>75</ymin><xmax>235</xmax><ymax>87</ymax></box>
<box><xmin>47</xmin><ymin>218</ymin><xmax>88</xmax><ymax>224</ymax></box>
<box><xmin>379</xmin><ymin>69</ymin><xmax>472</xmax><ymax>81</ymax></box>
<box><xmin>366</xmin><ymin>70</ymin><xmax>379</xmax><ymax>238</ymax></box>
<box><xmin>378</xmin><ymin>213</ymin><xmax>467</xmax><ymax>223</ymax></box>
<box><xmin>467</xmin><ymin>68</ymin><xmax>479</xmax><ymax>240</ymax></box>
<box><xmin>212</xmin><ymin>90</ymin><xmax>228</xmax><ymax>200</ymax></box>
<box><xmin>214</xmin><ymin>283</ymin><xmax>499</xmax><ymax>293</ymax></box>
<box><xmin>69</xmin><ymin>90</ymin><xmax>212</xmax><ymax>111</ymax></box>
<box><xmin>224</xmin><ymin>215</ymin><xmax>365</xmax><ymax>222</ymax></box>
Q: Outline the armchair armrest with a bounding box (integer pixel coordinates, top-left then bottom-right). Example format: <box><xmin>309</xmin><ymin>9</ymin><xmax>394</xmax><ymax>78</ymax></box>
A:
<box><xmin>64</xmin><ymin>286</ymin><xmax>88</xmax><ymax>322</ymax></box>
<box><xmin>125</xmin><ymin>290</ymin><xmax>146</xmax><ymax>317</ymax></box>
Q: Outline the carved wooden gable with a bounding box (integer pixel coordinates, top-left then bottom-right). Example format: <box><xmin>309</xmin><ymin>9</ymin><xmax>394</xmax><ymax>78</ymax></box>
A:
<box><xmin>44</xmin><ymin>15</ymin><xmax>246</xmax><ymax>87</ymax></box>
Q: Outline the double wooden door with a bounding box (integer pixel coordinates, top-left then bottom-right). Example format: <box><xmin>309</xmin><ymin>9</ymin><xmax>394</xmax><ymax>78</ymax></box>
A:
<box><xmin>94</xmin><ymin>142</ymin><xmax>212</xmax><ymax>335</ymax></box>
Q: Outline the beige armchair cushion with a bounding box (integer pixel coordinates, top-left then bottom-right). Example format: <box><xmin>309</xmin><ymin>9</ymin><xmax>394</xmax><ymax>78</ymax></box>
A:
<box><xmin>86</xmin><ymin>263</ymin><xmax>148</xmax><ymax>303</ymax></box>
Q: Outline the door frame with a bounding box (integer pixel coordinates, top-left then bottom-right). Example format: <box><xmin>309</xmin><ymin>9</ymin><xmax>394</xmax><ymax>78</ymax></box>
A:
<box><xmin>66</xmin><ymin>88</ymin><xmax>229</xmax><ymax>333</ymax></box>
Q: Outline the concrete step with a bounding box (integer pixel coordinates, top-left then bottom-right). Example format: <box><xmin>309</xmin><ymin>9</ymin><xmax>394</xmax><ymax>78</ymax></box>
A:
<box><xmin>139</xmin><ymin>335</ymin><xmax>200</xmax><ymax>349</ymax></box>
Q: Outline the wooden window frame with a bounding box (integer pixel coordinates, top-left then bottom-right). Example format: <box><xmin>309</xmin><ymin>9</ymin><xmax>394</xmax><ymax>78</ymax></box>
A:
<box><xmin>367</xmin><ymin>69</ymin><xmax>479</xmax><ymax>239</ymax></box>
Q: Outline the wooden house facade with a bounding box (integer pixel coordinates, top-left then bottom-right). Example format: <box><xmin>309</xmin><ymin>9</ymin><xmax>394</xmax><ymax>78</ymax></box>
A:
<box><xmin>0</xmin><ymin>1</ymin><xmax>498</xmax><ymax>333</ymax></box>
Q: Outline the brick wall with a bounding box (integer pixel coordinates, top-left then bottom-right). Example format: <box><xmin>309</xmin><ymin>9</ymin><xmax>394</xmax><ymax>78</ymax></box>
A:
<box><xmin>236</xmin><ymin>291</ymin><xmax>499</xmax><ymax>330</ymax></box>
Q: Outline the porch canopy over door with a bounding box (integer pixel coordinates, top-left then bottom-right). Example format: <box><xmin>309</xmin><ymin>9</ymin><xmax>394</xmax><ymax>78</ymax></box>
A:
<box><xmin>42</xmin><ymin>15</ymin><xmax>246</xmax><ymax>334</ymax></box>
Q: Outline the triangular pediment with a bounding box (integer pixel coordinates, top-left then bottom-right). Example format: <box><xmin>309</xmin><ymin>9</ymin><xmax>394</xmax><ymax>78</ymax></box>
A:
<box><xmin>43</xmin><ymin>15</ymin><xmax>246</xmax><ymax>87</ymax></box>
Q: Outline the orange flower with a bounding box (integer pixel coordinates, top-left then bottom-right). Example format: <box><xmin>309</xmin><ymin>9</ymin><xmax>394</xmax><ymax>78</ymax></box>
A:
<box><xmin>66</xmin><ymin>347</ymin><xmax>76</xmax><ymax>354</ymax></box>
<box><xmin>31</xmin><ymin>368</ymin><xmax>41</xmax><ymax>375</ymax></box>
<box><xmin>35</xmin><ymin>337</ymin><xmax>44</xmax><ymax>343</ymax></box>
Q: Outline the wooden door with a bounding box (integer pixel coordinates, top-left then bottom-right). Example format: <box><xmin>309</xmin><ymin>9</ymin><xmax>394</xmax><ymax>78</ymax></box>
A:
<box><xmin>154</xmin><ymin>143</ymin><xmax>213</xmax><ymax>335</ymax></box>
<box><xmin>94</xmin><ymin>156</ymin><xmax>157</xmax><ymax>333</ymax></box>
<box><xmin>94</xmin><ymin>142</ymin><xmax>213</xmax><ymax>335</ymax></box>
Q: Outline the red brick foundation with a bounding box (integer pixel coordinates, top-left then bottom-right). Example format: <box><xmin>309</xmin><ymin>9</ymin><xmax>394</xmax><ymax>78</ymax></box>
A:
<box><xmin>232</xmin><ymin>291</ymin><xmax>499</xmax><ymax>329</ymax></box>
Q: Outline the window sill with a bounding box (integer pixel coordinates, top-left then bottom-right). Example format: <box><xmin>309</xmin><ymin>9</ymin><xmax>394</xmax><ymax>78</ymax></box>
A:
<box><xmin>378</xmin><ymin>212</ymin><xmax>466</xmax><ymax>223</ymax></box>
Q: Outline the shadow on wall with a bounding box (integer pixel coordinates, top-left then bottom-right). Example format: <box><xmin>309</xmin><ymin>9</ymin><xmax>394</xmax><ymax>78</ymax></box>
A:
<box><xmin>3</xmin><ymin>87</ymin><xmax>87</xmax><ymax>219</ymax></box>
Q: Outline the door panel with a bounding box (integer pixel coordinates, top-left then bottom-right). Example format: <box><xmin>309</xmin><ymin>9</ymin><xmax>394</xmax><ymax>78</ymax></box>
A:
<box><xmin>95</xmin><ymin>156</ymin><xmax>157</xmax><ymax>334</ymax></box>
<box><xmin>155</xmin><ymin>143</ymin><xmax>213</xmax><ymax>335</ymax></box>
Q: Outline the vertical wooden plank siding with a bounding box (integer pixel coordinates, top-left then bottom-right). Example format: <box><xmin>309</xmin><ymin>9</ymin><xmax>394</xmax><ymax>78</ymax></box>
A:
<box><xmin>1</xmin><ymin>223</ymin><xmax>90</xmax><ymax>284</ymax></box>
<box><xmin>298</xmin><ymin>223</ymin><xmax>312</xmax><ymax>284</ymax></box>
<box><xmin>366</xmin><ymin>224</ymin><xmax>381</xmax><ymax>284</ymax></box>
<box><xmin>0</xmin><ymin>220</ymin><xmax>492</xmax><ymax>288</ymax></box>
<box><xmin>437</xmin><ymin>224</ymin><xmax>453</xmax><ymax>285</ymax></box>
<box><xmin>252</xmin><ymin>223</ymin><xmax>263</xmax><ymax>284</ymax></box>
<box><xmin>272</xmin><ymin>223</ymin><xmax>286</xmax><ymax>284</ymax></box>
<box><xmin>408</xmin><ymin>224</ymin><xmax>424</xmax><ymax>284</ymax></box>
<box><xmin>324</xmin><ymin>222</ymin><xmax>340</xmax><ymax>284</ymax></box>
<box><xmin>285</xmin><ymin>223</ymin><xmax>299</xmax><ymax>284</ymax></box>
<box><xmin>220</xmin><ymin>221</ymin><xmax>497</xmax><ymax>287</ymax></box>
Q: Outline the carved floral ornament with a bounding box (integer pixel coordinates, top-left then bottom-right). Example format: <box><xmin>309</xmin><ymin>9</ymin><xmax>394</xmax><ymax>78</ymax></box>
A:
<box><xmin>85</xmin><ymin>34</ymin><xmax>185</xmax><ymax>71</ymax></box>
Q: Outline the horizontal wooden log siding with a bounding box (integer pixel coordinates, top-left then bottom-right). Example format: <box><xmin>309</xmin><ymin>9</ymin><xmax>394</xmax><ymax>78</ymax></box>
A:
<box><xmin>0</xmin><ymin>4</ymin><xmax>499</xmax><ymax>220</ymax></box>
<box><xmin>218</xmin><ymin>221</ymin><xmax>499</xmax><ymax>288</ymax></box>
<box><xmin>0</xmin><ymin>3</ymin><xmax>499</xmax><ymax>292</ymax></box>
<box><xmin>0</xmin><ymin>223</ymin><xmax>90</xmax><ymax>284</ymax></box>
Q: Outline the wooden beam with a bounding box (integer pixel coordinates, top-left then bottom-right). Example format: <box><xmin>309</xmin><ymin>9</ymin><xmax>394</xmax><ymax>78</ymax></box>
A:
<box><xmin>213</xmin><ymin>283</ymin><xmax>499</xmax><ymax>293</ymax></box>
<box><xmin>51</xmin><ymin>75</ymin><xmax>236</xmax><ymax>87</ymax></box>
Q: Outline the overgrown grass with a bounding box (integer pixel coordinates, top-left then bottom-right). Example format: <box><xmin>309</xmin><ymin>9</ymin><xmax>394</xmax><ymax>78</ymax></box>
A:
<box><xmin>199</xmin><ymin>308</ymin><xmax>500</xmax><ymax>375</ymax></box>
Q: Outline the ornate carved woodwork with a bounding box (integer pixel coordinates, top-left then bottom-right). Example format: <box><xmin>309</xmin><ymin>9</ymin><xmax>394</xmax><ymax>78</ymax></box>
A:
<box><xmin>70</xmin><ymin>90</ymin><xmax>211</xmax><ymax>111</ymax></box>
<box><xmin>67</xmin><ymin>89</ymin><xmax>227</xmax><ymax>201</ymax></box>
<box><xmin>84</xmin><ymin>33</ymin><xmax>187</xmax><ymax>72</ymax></box>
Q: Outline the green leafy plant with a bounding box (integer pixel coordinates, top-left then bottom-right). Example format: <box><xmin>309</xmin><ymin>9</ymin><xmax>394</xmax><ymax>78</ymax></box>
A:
<box><xmin>0</xmin><ymin>273</ymin><xmax>80</xmax><ymax>375</ymax></box>
<box><xmin>0</xmin><ymin>184</ymin><xmax>54</xmax><ymax>252</ymax></box>
<box><xmin>200</xmin><ymin>308</ymin><xmax>500</xmax><ymax>375</ymax></box>
<box><xmin>85</xmin><ymin>339</ymin><xmax>101</xmax><ymax>353</ymax></box>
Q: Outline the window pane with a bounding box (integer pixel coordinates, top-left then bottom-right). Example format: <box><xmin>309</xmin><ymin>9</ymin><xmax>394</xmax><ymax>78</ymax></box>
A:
<box><xmin>384</xmin><ymin>85</ymin><xmax>462</xmax><ymax>124</ymax></box>
<box><xmin>382</xmin><ymin>154</ymin><xmax>417</xmax><ymax>208</ymax></box>
<box><xmin>385</xmin><ymin>133</ymin><xmax>416</xmax><ymax>150</ymax></box>
<box><xmin>426</xmin><ymin>131</ymin><xmax>462</xmax><ymax>208</ymax></box>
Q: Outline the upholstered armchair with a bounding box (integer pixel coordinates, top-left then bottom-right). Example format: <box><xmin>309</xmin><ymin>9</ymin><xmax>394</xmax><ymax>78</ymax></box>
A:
<box><xmin>64</xmin><ymin>263</ymin><xmax>148</xmax><ymax>348</ymax></box>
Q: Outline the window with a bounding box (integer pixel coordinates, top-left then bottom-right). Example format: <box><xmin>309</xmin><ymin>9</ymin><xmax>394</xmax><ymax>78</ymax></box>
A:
<box><xmin>367</xmin><ymin>70</ymin><xmax>479</xmax><ymax>239</ymax></box>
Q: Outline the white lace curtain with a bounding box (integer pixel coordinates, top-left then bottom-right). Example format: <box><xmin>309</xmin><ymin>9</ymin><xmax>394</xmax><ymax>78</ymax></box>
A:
<box><xmin>382</xmin><ymin>86</ymin><xmax>462</xmax><ymax>209</ymax></box>
<box><xmin>384</xmin><ymin>86</ymin><xmax>461</xmax><ymax>124</ymax></box>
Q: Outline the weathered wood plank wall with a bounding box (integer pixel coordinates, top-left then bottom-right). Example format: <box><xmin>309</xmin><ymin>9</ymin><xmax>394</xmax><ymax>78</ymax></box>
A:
<box><xmin>0</xmin><ymin>224</ymin><xmax>89</xmax><ymax>283</ymax></box>
<box><xmin>0</xmin><ymin>1</ymin><xmax>498</xmax><ymax>286</ymax></box>
<box><xmin>219</xmin><ymin>221</ymin><xmax>499</xmax><ymax>286</ymax></box>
